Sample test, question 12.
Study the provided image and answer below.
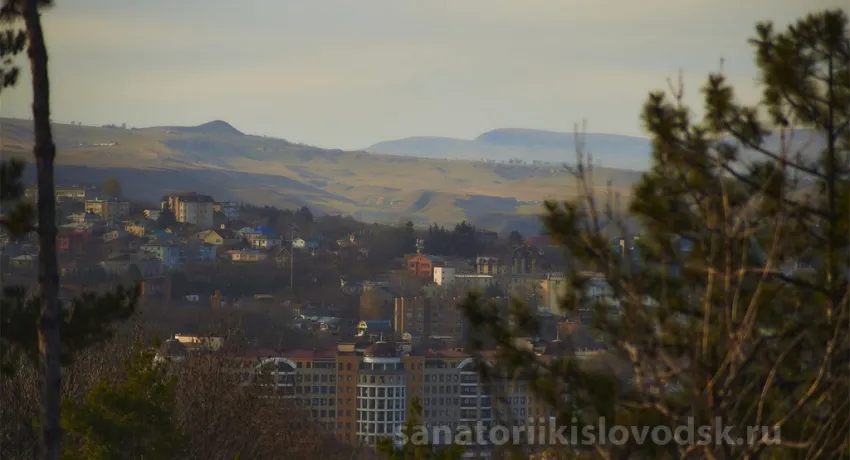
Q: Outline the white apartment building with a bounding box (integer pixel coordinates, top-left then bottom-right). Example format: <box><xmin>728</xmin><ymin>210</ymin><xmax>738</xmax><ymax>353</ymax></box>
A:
<box><xmin>162</xmin><ymin>192</ymin><xmax>214</xmax><ymax>229</ymax></box>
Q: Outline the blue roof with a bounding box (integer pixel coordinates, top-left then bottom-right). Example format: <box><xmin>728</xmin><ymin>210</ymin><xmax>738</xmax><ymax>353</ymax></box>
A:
<box><xmin>252</xmin><ymin>226</ymin><xmax>277</xmax><ymax>235</ymax></box>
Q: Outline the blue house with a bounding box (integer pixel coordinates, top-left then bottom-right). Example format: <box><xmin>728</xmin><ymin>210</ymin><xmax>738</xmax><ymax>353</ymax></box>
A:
<box><xmin>140</xmin><ymin>242</ymin><xmax>183</xmax><ymax>269</ymax></box>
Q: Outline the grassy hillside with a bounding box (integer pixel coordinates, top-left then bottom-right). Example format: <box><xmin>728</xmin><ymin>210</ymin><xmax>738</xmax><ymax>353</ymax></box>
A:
<box><xmin>1</xmin><ymin>118</ymin><xmax>644</xmax><ymax>233</ymax></box>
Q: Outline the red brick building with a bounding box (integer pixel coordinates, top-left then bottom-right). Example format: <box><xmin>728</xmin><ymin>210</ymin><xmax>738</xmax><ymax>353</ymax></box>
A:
<box><xmin>57</xmin><ymin>230</ymin><xmax>91</xmax><ymax>254</ymax></box>
<box><xmin>405</xmin><ymin>253</ymin><xmax>444</xmax><ymax>279</ymax></box>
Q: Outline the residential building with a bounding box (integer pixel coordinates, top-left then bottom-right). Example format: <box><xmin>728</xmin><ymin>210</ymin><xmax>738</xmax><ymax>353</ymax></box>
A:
<box><xmin>84</xmin><ymin>197</ymin><xmax>130</xmax><ymax>220</ymax></box>
<box><xmin>143</xmin><ymin>209</ymin><xmax>161</xmax><ymax>220</ymax></box>
<box><xmin>539</xmin><ymin>273</ymin><xmax>567</xmax><ymax>315</ymax></box>
<box><xmin>230</xmin><ymin>342</ymin><xmax>568</xmax><ymax>458</ymax></box>
<box><xmin>225</xmin><ymin>249</ymin><xmax>267</xmax><ymax>262</ymax></box>
<box><xmin>140</xmin><ymin>242</ymin><xmax>183</xmax><ymax>269</ymax></box>
<box><xmin>453</xmin><ymin>274</ymin><xmax>497</xmax><ymax>292</ymax></box>
<box><xmin>393</xmin><ymin>296</ymin><xmax>466</xmax><ymax>344</ymax></box>
<box><xmin>125</xmin><ymin>219</ymin><xmax>155</xmax><ymax>237</ymax></box>
<box><xmin>68</xmin><ymin>212</ymin><xmax>102</xmax><ymax>224</ymax></box>
<box><xmin>29</xmin><ymin>185</ymin><xmax>88</xmax><ymax>201</ymax></box>
<box><xmin>184</xmin><ymin>243</ymin><xmax>217</xmax><ymax>262</ymax></box>
<box><xmin>474</xmin><ymin>256</ymin><xmax>502</xmax><ymax>275</ymax></box>
<box><xmin>100</xmin><ymin>253</ymin><xmax>161</xmax><ymax>277</ymax></box>
<box><xmin>355</xmin><ymin>320</ymin><xmax>394</xmax><ymax>340</ymax></box>
<box><xmin>55</xmin><ymin>186</ymin><xmax>88</xmax><ymax>201</ymax></box>
<box><xmin>102</xmin><ymin>229</ymin><xmax>129</xmax><ymax>242</ymax></box>
<box><xmin>57</xmin><ymin>230</ymin><xmax>91</xmax><ymax>254</ymax></box>
<box><xmin>475</xmin><ymin>246</ymin><xmax>543</xmax><ymax>275</ymax></box>
<box><xmin>161</xmin><ymin>192</ymin><xmax>215</xmax><ymax>228</ymax></box>
<box><xmin>433</xmin><ymin>266</ymin><xmax>456</xmax><ymax>286</ymax></box>
<box><xmin>213</xmin><ymin>201</ymin><xmax>239</xmax><ymax>221</ymax></box>
<box><xmin>139</xmin><ymin>276</ymin><xmax>171</xmax><ymax>303</ymax></box>
<box><xmin>405</xmin><ymin>253</ymin><xmax>445</xmax><ymax>279</ymax></box>
<box><xmin>196</xmin><ymin>229</ymin><xmax>236</xmax><ymax>246</ymax></box>
<box><xmin>250</xmin><ymin>234</ymin><xmax>282</xmax><ymax>249</ymax></box>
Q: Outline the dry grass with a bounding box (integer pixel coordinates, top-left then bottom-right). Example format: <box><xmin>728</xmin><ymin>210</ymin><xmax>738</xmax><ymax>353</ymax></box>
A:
<box><xmin>1</xmin><ymin>118</ymin><xmax>642</xmax><ymax>228</ymax></box>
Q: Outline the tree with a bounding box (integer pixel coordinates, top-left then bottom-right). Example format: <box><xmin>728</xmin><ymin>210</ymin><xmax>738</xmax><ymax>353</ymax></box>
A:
<box><xmin>101</xmin><ymin>177</ymin><xmax>121</xmax><ymax>199</ymax></box>
<box><xmin>0</xmin><ymin>3</ymin><xmax>139</xmax><ymax>458</ymax></box>
<box><xmin>156</xmin><ymin>205</ymin><xmax>177</xmax><ymax>230</ymax></box>
<box><xmin>377</xmin><ymin>398</ymin><xmax>465</xmax><ymax>460</ymax></box>
<box><xmin>61</xmin><ymin>346</ymin><xmax>184</xmax><ymax>460</ymax></box>
<box><xmin>403</xmin><ymin>220</ymin><xmax>416</xmax><ymax>254</ymax></box>
<box><xmin>296</xmin><ymin>205</ymin><xmax>313</xmax><ymax>224</ymax></box>
<box><xmin>462</xmin><ymin>9</ymin><xmax>848</xmax><ymax>460</ymax></box>
<box><xmin>507</xmin><ymin>230</ymin><xmax>524</xmax><ymax>246</ymax></box>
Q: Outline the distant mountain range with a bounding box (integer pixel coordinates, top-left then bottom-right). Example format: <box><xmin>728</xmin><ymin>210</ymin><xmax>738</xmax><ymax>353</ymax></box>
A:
<box><xmin>1</xmin><ymin>119</ymin><xmax>645</xmax><ymax>235</ymax></box>
<box><xmin>2</xmin><ymin>118</ymin><xmax>823</xmax><ymax>235</ymax></box>
<box><xmin>367</xmin><ymin>127</ymin><xmax>825</xmax><ymax>173</ymax></box>
<box><xmin>367</xmin><ymin>128</ymin><xmax>654</xmax><ymax>170</ymax></box>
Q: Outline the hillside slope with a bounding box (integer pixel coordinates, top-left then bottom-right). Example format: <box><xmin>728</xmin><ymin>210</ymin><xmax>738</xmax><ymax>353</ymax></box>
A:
<box><xmin>367</xmin><ymin>129</ymin><xmax>653</xmax><ymax>170</ymax></box>
<box><xmin>1</xmin><ymin>118</ymin><xmax>644</xmax><ymax>233</ymax></box>
<box><xmin>367</xmin><ymin>127</ymin><xmax>825</xmax><ymax>172</ymax></box>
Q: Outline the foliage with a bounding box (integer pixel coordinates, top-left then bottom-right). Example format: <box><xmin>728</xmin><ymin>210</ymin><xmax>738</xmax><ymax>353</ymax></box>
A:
<box><xmin>0</xmin><ymin>285</ymin><xmax>138</xmax><ymax>375</ymax></box>
<box><xmin>155</xmin><ymin>205</ymin><xmax>177</xmax><ymax>230</ymax></box>
<box><xmin>101</xmin><ymin>177</ymin><xmax>121</xmax><ymax>199</ymax></box>
<box><xmin>296</xmin><ymin>205</ymin><xmax>314</xmax><ymax>224</ymax></box>
<box><xmin>462</xmin><ymin>9</ymin><xmax>849</xmax><ymax>460</ymax></box>
<box><xmin>507</xmin><ymin>230</ymin><xmax>524</xmax><ymax>246</ymax></box>
<box><xmin>0</xmin><ymin>160</ymin><xmax>139</xmax><ymax>375</ymax></box>
<box><xmin>61</xmin><ymin>346</ymin><xmax>184</xmax><ymax>460</ymax></box>
<box><xmin>377</xmin><ymin>398</ymin><xmax>466</xmax><ymax>460</ymax></box>
<box><xmin>424</xmin><ymin>221</ymin><xmax>481</xmax><ymax>258</ymax></box>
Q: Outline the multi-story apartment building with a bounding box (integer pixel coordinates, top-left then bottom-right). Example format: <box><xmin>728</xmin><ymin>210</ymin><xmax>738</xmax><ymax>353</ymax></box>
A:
<box><xmin>243</xmin><ymin>341</ymin><xmax>565</xmax><ymax>458</ymax></box>
<box><xmin>161</xmin><ymin>192</ymin><xmax>215</xmax><ymax>228</ymax></box>
<box><xmin>213</xmin><ymin>201</ymin><xmax>239</xmax><ymax>221</ymax></box>
<box><xmin>393</xmin><ymin>296</ymin><xmax>466</xmax><ymax>344</ymax></box>
<box><xmin>84</xmin><ymin>197</ymin><xmax>130</xmax><ymax>220</ymax></box>
<box><xmin>140</xmin><ymin>241</ymin><xmax>184</xmax><ymax>269</ymax></box>
<box><xmin>405</xmin><ymin>253</ymin><xmax>445</xmax><ymax>278</ymax></box>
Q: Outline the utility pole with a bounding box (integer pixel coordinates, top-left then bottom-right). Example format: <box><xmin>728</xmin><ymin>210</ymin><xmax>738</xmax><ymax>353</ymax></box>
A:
<box><xmin>290</xmin><ymin>228</ymin><xmax>294</xmax><ymax>291</ymax></box>
<box><xmin>290</xmin><ymin>223</ymin><xmax>299</xmax><ymax>292</ymax></box>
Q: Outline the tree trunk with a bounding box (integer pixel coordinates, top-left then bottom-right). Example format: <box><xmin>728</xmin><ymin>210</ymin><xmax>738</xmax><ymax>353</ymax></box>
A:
<box><xmin>22</xmin><ymin>1</ymin><xmax>61</xmax><ymax>459</ymax></box>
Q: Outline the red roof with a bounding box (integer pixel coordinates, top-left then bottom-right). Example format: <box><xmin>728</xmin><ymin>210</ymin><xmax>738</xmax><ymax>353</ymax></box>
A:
<box><xmin>283</xmin><ymin>349</ymin><xmax>338</xmax><ymax>360</ymax></box>
<box><xmin>526</xmin><ymin>235</ymin><xmax>554</xmax><ymax>246</ymax></box>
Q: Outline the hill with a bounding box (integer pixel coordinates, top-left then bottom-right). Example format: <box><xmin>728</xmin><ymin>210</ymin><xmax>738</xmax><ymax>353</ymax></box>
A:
<box><xmin>367</xmin><ymin>129</ymin><xmax>653</xmax><ymax>170</ymax></box>
<box><xmin>366</xmin><ymin>127</ymin><xmax>825</xmax><ymax>173</ymax></box>
<box><xmin>1</xmin><ymin>118</ymin><xmax>645</xmax><ymax>234</ymax></box>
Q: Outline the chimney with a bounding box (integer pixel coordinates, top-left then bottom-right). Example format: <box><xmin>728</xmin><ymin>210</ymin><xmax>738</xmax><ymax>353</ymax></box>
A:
<box><xmin>211</xmin><ymin>289</ymin><xmax>222</xmax><ymax>309</ymax></box>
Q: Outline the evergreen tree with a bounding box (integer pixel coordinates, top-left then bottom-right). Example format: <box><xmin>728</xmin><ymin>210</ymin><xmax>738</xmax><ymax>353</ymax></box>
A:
<box><xmin>377</xmin><ymin>399</ymin><xmax>465</xmax><ymax>460</ymax></box>
<box><xmin>1</xmin><ymin>4</ymin><xmax>138</xmax><ymax>457</ymax></box>
<box><xmin>462</xmin><ymin>9</ymin><xmax>849</xmax><ymax>459</ymax></box>
<box><xmin>61</xmin><ymin>347</ymin><xmax>184</xmax><ymax>460</ymax></box>
<box><xmin>403</xmin><ymin>220</ymin><xmax>417</xmax><ymax>254</ymax></box>
<box><xmin>101</xmin><ymin>177</ymin><xmax>121</xmax><ymax>198</ymax></box>
<box><xmin>296</xmin><ymin>205</ymin><xmax>314</xmax><ymax>224</ymax></box>
<box><xmin>156</xmin><ymin>205</ymin><xmax>177</xmax><ymax>230</ymax></box>
<box><xmin>507</xmin><ymin>230</ymin><xmax>524</xmax><ymax>247</ymax></box>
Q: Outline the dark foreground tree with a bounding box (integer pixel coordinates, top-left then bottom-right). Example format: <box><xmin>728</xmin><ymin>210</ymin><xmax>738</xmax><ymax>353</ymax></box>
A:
<box><xmin>61</xmin><ymin>346</ymin><xmax>184</xmax><ymax>460</ymax></box>
<box><xmin>377</xmin><ymin>399</ymin><xmax>465</xmax><ymax>460</ymax></box>
<box><xmin>463</xmin><ymin>9</ymin><xmax>848</xmax><ymax>460</ymax></box>
<box><xmin>1</xmin><ymin>2</ymin><xmax>138</xmax><ymax>459</ymax></box>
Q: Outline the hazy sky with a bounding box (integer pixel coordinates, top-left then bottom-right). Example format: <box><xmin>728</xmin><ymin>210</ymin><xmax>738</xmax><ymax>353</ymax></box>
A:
<box><xmin>0</xmin><ymin>0</ymin><xmax>844</xmax><ymax>149</ymax></box>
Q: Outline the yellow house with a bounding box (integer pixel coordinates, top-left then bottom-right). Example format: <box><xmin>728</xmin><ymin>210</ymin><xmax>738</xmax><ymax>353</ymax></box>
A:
<box><xmin>173</xmin><ymin>334</ymin><xmax>224</xmax><ymax>351</ymax></box>
<box><xmin>197</xmin><ymin>229</ymin><xmax>236</xmax><ymax>246</ymax></box>
<box><xmin>125</xmin><ymin>220</ymin><xmax>154</xmax><ymax>237</ymax></box>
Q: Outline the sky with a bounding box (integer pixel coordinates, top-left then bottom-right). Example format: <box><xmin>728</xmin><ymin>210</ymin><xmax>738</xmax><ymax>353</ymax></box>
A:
<box><xmin>0</xmin><ymin>0</ymin><xmax>844</xmax><ymax>149</ymax></box>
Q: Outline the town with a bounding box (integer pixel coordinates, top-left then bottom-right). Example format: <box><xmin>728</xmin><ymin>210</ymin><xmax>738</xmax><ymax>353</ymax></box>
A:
<box><xmin>2</xmin><ymin>179</ymin><xmax>631</xmax><ymax>457</ymax></box>
<box><xmin>2</xmin><ymin>4</ymin><xmax>845</xmax><ymax>460</ymax></box>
